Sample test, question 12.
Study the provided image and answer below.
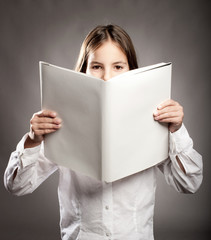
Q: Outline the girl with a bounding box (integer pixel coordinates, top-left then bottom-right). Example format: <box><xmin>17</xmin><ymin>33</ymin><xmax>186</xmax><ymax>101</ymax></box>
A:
<box><xmin>4</xmin><ymin>25</ymin><xmax>203</xmax><ymax>240</ymax></box>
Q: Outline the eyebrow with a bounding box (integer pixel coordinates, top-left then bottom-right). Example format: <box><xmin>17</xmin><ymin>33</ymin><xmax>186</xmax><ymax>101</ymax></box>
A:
<box><xmin>112</xmin><ymin>61</ymin><xmax>128</xmax><ymax>65</ymax></box>
<box><xmin>89</xmin><ymin>61</ymin><xmax>102</xmax><ymax>65</ymax></box>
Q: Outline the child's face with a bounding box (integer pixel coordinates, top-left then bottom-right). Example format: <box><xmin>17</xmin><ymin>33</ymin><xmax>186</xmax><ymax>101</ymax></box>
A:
<box><xmin>86</xmin><ymin>40</ymin><xmax>129</xmax><ymax>81</ymax></box>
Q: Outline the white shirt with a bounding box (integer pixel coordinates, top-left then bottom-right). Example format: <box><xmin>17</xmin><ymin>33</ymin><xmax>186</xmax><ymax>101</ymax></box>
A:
<box><xmin>4</xmin><ymin>124</ymin><xmax>203</xmax><ymax>240</ymax></box>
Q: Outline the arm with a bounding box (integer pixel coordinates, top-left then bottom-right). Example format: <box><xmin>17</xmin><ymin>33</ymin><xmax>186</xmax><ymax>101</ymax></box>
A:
<box><xmin>153</xmin><ymin>99</ymin><xmax>185</xmax><ymax>172</ymax></box>
<box><xmin>157</xmin><ymin>124</ymin><xmax>203</xmax><ymax>193</ymax></box>
<box><xmin>153</xmin><ymin>99</ymin><xmax>203</xmax><ymax>193</ymax></box>
<box><xmin>4</xmin><ymin>134</ymin><xmax>58</xmax><ymax>196</ymax></box>
<box><xmin>4</xmin><ymin>110</ymin><xmax>62</xmax><ymax>196</ymax></box>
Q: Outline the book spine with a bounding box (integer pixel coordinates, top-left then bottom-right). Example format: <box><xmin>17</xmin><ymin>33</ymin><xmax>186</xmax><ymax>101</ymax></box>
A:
<box><xmin>101</xmin><ymin>82</ymin><xmax>112</xmax><ymax>182</ymax></box>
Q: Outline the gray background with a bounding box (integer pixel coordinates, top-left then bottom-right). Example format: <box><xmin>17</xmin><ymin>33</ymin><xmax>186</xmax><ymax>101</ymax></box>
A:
<box><xmin>0</xmin><ymin>0</ymin><xmax>210</xmax><ymax>239</ymax></box>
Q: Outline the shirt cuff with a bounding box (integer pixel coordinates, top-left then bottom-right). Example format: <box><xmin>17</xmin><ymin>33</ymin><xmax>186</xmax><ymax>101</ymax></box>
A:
<box><xmin>169</xmin><ymin>124</ymin><xmax>193</xmax><ymax>154</ymax></box>
<box><xmin>16</xmin><ymin>133</ymin><xmax>41</xmax><ymax>168</ymax></box>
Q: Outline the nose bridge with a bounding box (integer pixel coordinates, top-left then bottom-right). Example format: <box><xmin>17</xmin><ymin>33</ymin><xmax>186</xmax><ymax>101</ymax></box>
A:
<box><xmin>103</xmin><ymin>67</ymin><xmax>111</xmax><ymax>81</ymax></box>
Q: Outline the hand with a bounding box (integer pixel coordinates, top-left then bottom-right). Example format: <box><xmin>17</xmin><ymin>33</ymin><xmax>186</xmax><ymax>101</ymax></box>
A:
<box><xmin>24</xmin><ymin>110</ymin><xmax>62</xmax><ymax>148</ymax></box>
<box><xmin>153</xmin><ymin>99</ymin><xmax>184</xmax><ymax>133</ymax></box>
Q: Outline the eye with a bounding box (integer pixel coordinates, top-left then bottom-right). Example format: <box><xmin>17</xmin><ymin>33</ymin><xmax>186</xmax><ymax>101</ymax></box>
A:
<box><xmin>92</xmin><ymin>65</ymin><xmax>102</xmax><ymax>70</ymax></box>
<box><xmin>114</xmin><ymin>65</ymin><xmax>123</xmax><ymax>70</ymax></box>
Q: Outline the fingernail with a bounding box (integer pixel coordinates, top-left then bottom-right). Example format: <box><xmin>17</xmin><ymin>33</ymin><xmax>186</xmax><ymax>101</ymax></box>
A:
<box><xmin>55</xmin><ymin>119</ymin><xmax>62</xmax><ymax>124</ymax></box>
<box><xmin>157</xmin><ymin>105</ymin><xmax>162</xmax><ymax>110</ymax></box>
<box><xmin>153</xmin><ymin>110</ymin><xmax>158</xmax><ymax>116</ymax></box>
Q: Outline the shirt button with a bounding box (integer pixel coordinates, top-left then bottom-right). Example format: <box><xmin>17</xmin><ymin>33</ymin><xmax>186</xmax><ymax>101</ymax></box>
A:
<box><xmin>105</xmin><ymin>205</ymin><xmax>109</xmax><ymax>210</ymax></box>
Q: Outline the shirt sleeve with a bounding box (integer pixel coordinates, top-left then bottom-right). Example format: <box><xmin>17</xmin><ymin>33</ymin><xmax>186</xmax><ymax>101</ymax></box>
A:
<box><xmin>4</xmin><ymin>133</ymin><xmax>58</xmax><ymax>196</ymax></box>
<box><xmin>157</xmin><ymin>124</ymin><xmax>203</xmax><ymax>193</ymax></box>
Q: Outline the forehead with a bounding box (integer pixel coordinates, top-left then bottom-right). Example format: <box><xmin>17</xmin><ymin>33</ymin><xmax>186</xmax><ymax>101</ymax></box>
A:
<box><xmin>87</xmin><ymin>40</ymin><xmax>127</xmax><ymax>63</ymax></box>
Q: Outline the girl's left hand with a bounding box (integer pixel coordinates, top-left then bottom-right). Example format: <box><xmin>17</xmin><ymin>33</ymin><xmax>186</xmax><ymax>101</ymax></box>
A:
<box><xmin>153</xmin><ymin>99</ymin><xmax>184</xmax><ymax>133</ymax></box>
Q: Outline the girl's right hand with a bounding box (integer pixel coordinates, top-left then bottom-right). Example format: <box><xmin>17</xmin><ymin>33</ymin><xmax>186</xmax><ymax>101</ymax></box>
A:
<box><xmin>24</xmin><ymin>110</ymin><xmax>62</xmax><ymax>148</ymax></box>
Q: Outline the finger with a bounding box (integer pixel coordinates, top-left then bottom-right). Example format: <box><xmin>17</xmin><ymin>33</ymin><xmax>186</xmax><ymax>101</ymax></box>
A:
<box><xmin>33</xmin><ymin>117</ymin><xmax>62</xmax><ymax>125</ymax></box>
<box><xmin>31</xmin><ymin>114</ymin><xmax>62</xmax><ymax>128</ymax></box>
<box><xmin>32</xmin><ymin>128</ymin><xmax>58</xmax><ymax>136</ymax></box>
<box><xmin>31</xmin><ymin>123</ymin><xmax>61</xmax><ymax>135</ymax></box>
<box><xmin>36</xmin><ymin>110</ymin><xmax>57</xmax><ymax>118</ymax></box>
<box><xmin>153</xmin><ymin>106</ymin><xmax>179</xmax><ymax>116</ymax></box>
<box><xmin>157</xmin><ymin>99</ymin><xmax>179</xmax><ymax>110</ymax></box>
<box><xmin>154</xmin><ymin>111</ymin><xmax>180</xmax><ymax>120</ymax></box>
<box><xmin>155</xmin><ymin>116</ymin><xmax>181</xmax><ymax>123</ymax></box>
<box><xmin>35</xmin><ymin>122</ymin><xmax>62</xmax><ymax>130</ymax></box>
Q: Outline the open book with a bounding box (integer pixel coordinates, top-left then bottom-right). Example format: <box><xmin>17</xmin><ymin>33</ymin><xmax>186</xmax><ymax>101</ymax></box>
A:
<box><xmin>40</xmin><ymin>61</ymin><xmax>171</xmax><ymax>182</ymax></box>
